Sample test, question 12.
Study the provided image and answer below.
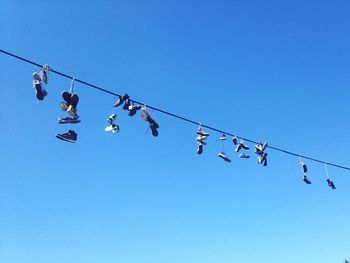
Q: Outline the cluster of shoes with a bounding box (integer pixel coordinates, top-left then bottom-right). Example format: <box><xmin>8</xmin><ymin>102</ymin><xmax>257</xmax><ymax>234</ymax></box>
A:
<box><xmin>105</xmin><ymin>114</ymin><xmax>119</xmax><ymax>133</ymax></box>
<box><xmin>114</xmin><ymin>94</ymin><xmax>159</xmax><ymax>137</ymax></box>
<box><xmin>141</xmin><ymin>107</ymin><xmax>159</xmax><ymax>137</ymax></box>
<box><xmin>32</xmin><ymin>64</ymin><xmax>50</xmax><ymax>101</ymax></box>
<box><xmin>56</xmin><ymin>90</ymin><xmax>80</xmax><ymax>143</ymax></box>
<box><xmin>233</xmin><ymin>136</ymin><xmax>250</xmax><ymax>159</ymax></box>
<box><xmin>255</xmin><ymin>142</ymin><xmax>268</xmax><ymax>166</ymax></box>
<box><xmin>218</xmin><ymin>134</ymin><xmax>231</xmax><ymax>162</ymax></box>
<box><xmin>300</xmin><ymin>161</ymin><xmax>311</xmax><ymax>184</ymax></box>
<box><xmin>196</xmin><ymin>127</ymin><xmax>209</xmax><ymax>154</ymax></box>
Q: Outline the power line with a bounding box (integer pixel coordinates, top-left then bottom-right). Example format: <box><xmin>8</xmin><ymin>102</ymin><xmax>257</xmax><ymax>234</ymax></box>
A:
<box><xmin>1</xmin><ymin>48</ymin><xmax>349</xmax><ymax>172</ymax></box>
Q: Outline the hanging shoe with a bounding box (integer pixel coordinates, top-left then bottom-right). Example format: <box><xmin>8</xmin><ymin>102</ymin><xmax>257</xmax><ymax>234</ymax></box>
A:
<box><xmin>149</xmin><ymin>119</ymin><xmax>159</xmax><ymax>137</ymax></box>
<box><xmin>33</xmin><ymin>80</ymin><xmax>46</xmax><ymax>100</ymax></box>
<box><xmin>197</xmin><ymin>143</ymin><xmax>203</xmax><ymax>155</ymax></box>
<box><xmin>32</xmin><ymin>72</ymin><xmax>42</xmax><ymax>81</ymax></box>
<box><xmin>58</xmin><ymin>117</ymin><xmax>81</xmax><ymax>124</ymax></box>
<box><xmin>62</xmin><ymin>91</ymin><xmax>72</xmax><ymax>104</ymax></box>
<box><xmin>303</xmin><ymin>175</ymin><xmax>312</xmax><ymax>185</ymax></box>
<box><xmin>128</xmin><ymin>105</ymin><xmax>141</xmax><ymax>116</ymax></box>
<box><xmin>218</xmin><ymin>151</ymin><xmax>231</xmax><ymax>162</ymax></box>
<box><xmin>123</xmin><ymin>99</ymin><xmax>131</xmax><ymax>110</ymax></box>
<box><xmin>113</xmin><ymin>93</ymin><xmax>129</xmax><ymax>107</ymax></box>
<box><xmin>327</xmin><ymin>179</ymin><xmax>336</xmax><ymax>190</ymax></box>
<box><xmin>240</xmin><ymin>140</ymin><xmax>250</xmax><ymax>150</ymax></box>
<box><xmin>239</xmin><ymin>153</ymin><xmax>250</xmax><ymax>158</ymax></box>
<box><xmin>197</xmin><ymin>128</ymin><xmax>209</xmax><ymax>137</ymax></box>
<box><xmin>42</xmin><ymin>64</ymin><xmax>50</xmax><ymax>84</ymax></box>
<box><xmin>56</xmin><ymin>130</ymin><xmax>77</xmax><ymax>143</ymax></box>
<box><xmin>108</xmin><ymin>114</ymin><xmax>117</xmax><ymax>124</ymax></box>
<box><xmin>300</xmin><ymin>161</ymin><xmax>308</xmax><ymax>174</ymax></box>
<box><xmin>232</xmin><ymin>136</ymin><xmax>238</xmax><ymax>145</ymax></box>
<box><xmin>70</xmin><ymin>93</ymin><xmax>79</xmax><ymax>108</ymax></box>
<box><xmin>258</xmin><ymin>152</ymin><xmax>268</xmax><ymax>166</ymax></box>
<box><xmin>66</xmin><ymin>105</ymin><xmax>79</xmax><ymax>118</ymax></box>
<box><xmin>235</xmin><ymin>143</ymin><xmax>242</xmax><ymax>152</ymax></box>
<box><xmin>105</xmin><ymin>124</ymin><xmax>120</xmax><ymax>133</ymax></box>
<box><xmin>219</xmin><ymin>134</ymin><xmax>226</xmax><ymax>141</ymax></box>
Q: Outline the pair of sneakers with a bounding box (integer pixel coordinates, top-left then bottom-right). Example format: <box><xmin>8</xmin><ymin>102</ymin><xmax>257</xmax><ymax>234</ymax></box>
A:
<box><xmin>235</xmin><ymin>139</ymin><xmax>250</xmax><ymax>152</ymax></box>
<box><xmin>105</xmin><ymin>114</ymin><xmax>120</xmax><ymax>133</ymax></box>
<box><xmin>60</xmin><ymin>91</ymin><xmax>79</xmax><ymax>118</ymax></box>
<box><xmin>300</xmin><ymin>161</ymin><xmax>311</xmax><ymax>185</ymax></box>
<box><xmin>255</xmin><ymin>142</ymin><xmax>268</xmax><ymax>166</ymax></box>
<box><xmin>123</xmin><ymin>99</ymin><xmax>142</xmax><ymax>116</ymax></box>
<box><xmin>141</xmin><ymin>108</ymin><xmax>159</xmax><ymax>137</ymax></box>
<box><xmin>196</xmin><ymin>127</ymin><xmax>209</xmax><ymax>154</ymax></box>
<box><xmin>218</xmin><ymin>151</ymin><xmax>231</xmax><ymax>162</ymax></box>
<box><xmin>32</xmin><ymin>64</ymin><xmax>50</xmax><ymax>100</ymax></box>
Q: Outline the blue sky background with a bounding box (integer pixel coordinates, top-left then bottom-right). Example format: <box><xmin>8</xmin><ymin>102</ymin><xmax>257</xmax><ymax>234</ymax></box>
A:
<box><xmin>1</xmin><ymin>1</ymin><xmax>349</xmax><ymax>262</ymax></box>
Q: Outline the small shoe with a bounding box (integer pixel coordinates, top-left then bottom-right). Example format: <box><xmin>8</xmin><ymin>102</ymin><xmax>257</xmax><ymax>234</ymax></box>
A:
<box><xmin>141</xmin><ymin>108</ymin><xmax>150</xmax><ymax>121</ymax></box>
<box><xmin>113</xmin><ymin>93</ymin><xmax>129</xmax><ymax>107</ymax></box>
<box><xmin>105</xmin><ymin>124</ymin><xmax>120</xmax><ymax>133</ymax></box>
<box><xmin>300</xmin><ymin>162</ymin><xmax>307</xmax><ymax>174</ymax></box>
<box><xmin>66</xmin><ymin>105</ymin><xmax>79</xmax><ymax>118</ymax></box>
<box><xmin>235</xmin><ymin>144</ymin><xmax>242</xmax><ymax>152</ymax></box>
<box><xmin>197</xmin><ymin>144</ymin><xmax>203</xmax><ymax>154</ymax></box>
<box><xmin>56</xmin><ymin>130</ymin><xmax>77</xmax><ymax>143</ymax></box>
<box><xmin>33</xmin><ymin>80</ymin><xmax>45</xmax><ymax>100</ymax></box>
<box><xmin>327</xmin><ymin>179</ymin><xmax>336</xmax><ymax>190</ymax></box>
<box><xmin>303</xmin><ymin>175</ymin><xmax>312</xmax><ymax>185</ymax></box>
<box><xmin>32</xmin><ymin>72</ymin><xmax>42</xmax><ymax>81</ymax></box>
<box><xmin>108</xmin><ymin>114</ymin><xmax>117</xmax><ymax>124</ymax></box>
<box><xmin>123</xmin><ymin>99</ymin><xmax>131</xmax><ymax>110</ymax></box>
<box><xmin>60</xmin><ymin>101</ymin><xmax>69</xmax><ymax>111</ymax></box>
<box><xmin>42</xmin><ymin>64</ymin><xmax>50</xmax><ymax>84</ymax></box>
<box><xmin>62</xmin><ymin>91</ymin><xmax>72</xmax><ymax>104</ymax></box>
<box><xmin>128</xmin><ymin>105</ymin><xmax>141</xmax><ymax>116</ymax></box>
<box><xmin>239</xmin><ymin>153</ymin><xmax>250</xmax><ymax>158</ymax></box>
<box><xmin>240</xmin><ymin>141</ymin><xmax>250</xmax><ymax>150</ymax></box>
<box><xmin>150</xmin><ymin>122</ymin><xmax>159</xmax><ymax>137</ymax></box>
<box><xmin>218</xmin><ymin>151</ymin><xmax>231</xmax><ymax>162</ymax></box>
<box><xmin>70</xmin><ymin>93</ymin><xmax>79</xmax><ymax>108</ymax></box>
<box><xmin>219</xmin><ymin>134</ymin><xmax>226</xmax><ymax>141</ymax></box>
<box><xmin>232</xmin><ymin>136</ymin><xmax>238</xmax><ymax>145</ymax></box>
<box><xmin>58</xmin><ymin>117</ymin><xmax>81</xmax><ymax>124</ymax></box>
<box><xmin>197</xmin><ymin>128</ymin><xmax>209</xmax><ymax>137</ymax></box>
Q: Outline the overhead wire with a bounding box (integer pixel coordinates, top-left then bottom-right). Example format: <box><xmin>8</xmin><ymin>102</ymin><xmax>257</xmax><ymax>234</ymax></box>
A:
<box><xmin>1</xmin><ymin>48</ymin><xmax>349</xmax><ymax>172</ymax></box>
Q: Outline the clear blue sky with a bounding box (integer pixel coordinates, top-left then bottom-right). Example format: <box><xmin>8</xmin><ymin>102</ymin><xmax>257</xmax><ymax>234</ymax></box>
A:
<box><xmin>1</xmin><ymin>1</ymin><xmax>349</xmax><ymax>262</ymax></box>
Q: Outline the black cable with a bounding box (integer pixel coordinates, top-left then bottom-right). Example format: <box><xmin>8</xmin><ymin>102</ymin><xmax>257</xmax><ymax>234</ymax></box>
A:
<box><xmin>1</xmin><ymin>48</ymin><xmax>349</xmax><ymax>172</ymax></box>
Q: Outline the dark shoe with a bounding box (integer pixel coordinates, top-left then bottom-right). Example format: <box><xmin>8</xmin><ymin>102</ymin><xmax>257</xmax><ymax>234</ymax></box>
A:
<box><xmin>197</xmin><ymin>128</ymin><xmax>209</xmax><ymax>137</ymax></box>
<box><xmin>239</xmin><ymin>153</ymin><xmax>250</xmax><ymax>158</ymax></box>
<box><xmin>58</xmin><ymin>117</ymin><xmax>81</xmax><ymax>124</ymax></box>
<box><xmin>300</xmin><ymin>162</ymin><xmax>307</xmax><ymax>174</ymax></box>
<box><xmin>123</xmin><ymin>99</ymin><xmax>131</xmax><ymax>110</ymax></box>
<box><xmin>128</xmin><ymin>105</ymin><xmax>141</xmax><ymax>116</ymax></box>
<box><xmin>108</xmin><ymin>114</ymin><xmax>117</xmax><ymax>124</ymax></box>
<box><xmin>113</xmin><ymin>93</ymin><xmax>129</xmax><ymax>107</ymax></box>
<box><xmin>33</xmin><ymin>80</ymin><xmax>45</xmax><ymax>100</ymax></box>
<box><xmin>303</xmin><ymin>175</ymin><xmax>312</xmax><ymax>185</ymax></box>
<box><xmin>56</xmin><ymin>130</ymin><xmax>77</xmax><ymax>143</ymax></box>
<box><xmin>327</xmin><ymin>179</ymin><xmax>336</xmax><ymax>189</ymax></box>
<box><xmin>62</xmin><ymin>91</ymin><xmax>72</xmax><ymax>104</ymax></box>
<box><xmin>197</xmin><ymin>143</ymin><xmax>203</xmax><ymax>154</ymax></box>
<box><xmin>70</xmin><ymin>93</ymin><xmax>79</xmax><ymax>108</ymax></box>
<box><xmin>232</xmin><ymin>136</ymin><xmax>238</xmax><ymax>145</ymax></box>
<box><xmin>218</xmin><ymin>151</ymin><xmax>231</xmax><ymax>162</ymax></box>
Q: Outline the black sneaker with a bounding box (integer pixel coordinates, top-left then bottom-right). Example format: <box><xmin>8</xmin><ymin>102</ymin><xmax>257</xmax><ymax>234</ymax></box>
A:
<box><xmin>33</xmin><ymin>80</ymin><xmax>46</xmax><ymax>100</ymax></box>
<box><xmin>327</xmin><ymin>179</ymin><xmax>336</xmax><ymax>190</ymax></box>
<box><xmin>218</xmin><ymin>151</ymin><xmax>231</xmax><ymax>162</ymax></box>
<box><xmin>232</xmin><ymin>136</ymin><xmax>238</xmax><ymax>145</ymax></box>
<box><xmin>150</xmin><ymin>120</ymin><xmax>159</xmax><ymax>137</ymax></box>
<box><xmin>197</xmin><ymin>143</ymin><xmax>203</xmax><ymax>155</ymax></box>
<box><xmin>258</xmin><ymin>152</ymin><xmax>268</xmax><ymax>166</ymax></box>
<box><xmin>303</xmin><ymin>175</ymin><xmax>312</xmax><ymax>185</ymax></box>
<box><xmin>239</xmin><ymin>153</ymin><xmax>250</xmax><ymax>158</ymax></box>
<box><xmin>56</xmin><ymin>130</ymin><xmax>77</xmax><ymax>143</ymax></box>
<box><xmin>128</xmin><ymin>105</ymin><xmax>141</xmax><ymax>116</ymax></box>
<box><xmin>300</xmin><ymin>162</ymin><xmax>308</xmax><ymax>174</ymax></box>
<box><xmin>58</xmin><ymin>117</ymin><xmax>81</xmax><ymax>124</ymax></box>
<box><xmin>62</xmin><ymin>91</ymin><xmax>72</xmax><ymax>104</ymax></box>
<box><xmin>113</xmin><ymin>93</ymin><xmax>129</xmax><ymax>107</ymax></box>
<box><xmin>197</xmin><ymin>128</ymin><xmax>209</xmax><ymax>137</ymax></box>
<box><xmin>123</xmin><ymin>99</ymin><xmax>131</xmax><ymax>110</ymax></box>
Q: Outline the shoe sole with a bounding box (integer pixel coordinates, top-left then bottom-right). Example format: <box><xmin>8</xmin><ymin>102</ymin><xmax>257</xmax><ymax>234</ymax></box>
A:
<box><xmin>56</xmin><ymin>134</ymin><xmax>76</xmax><ymax>143</ymax></box>
<box><xmin>58</xmin><ymin>118</ymin><xmax>81</xmax><ymax>124</ymax></box>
